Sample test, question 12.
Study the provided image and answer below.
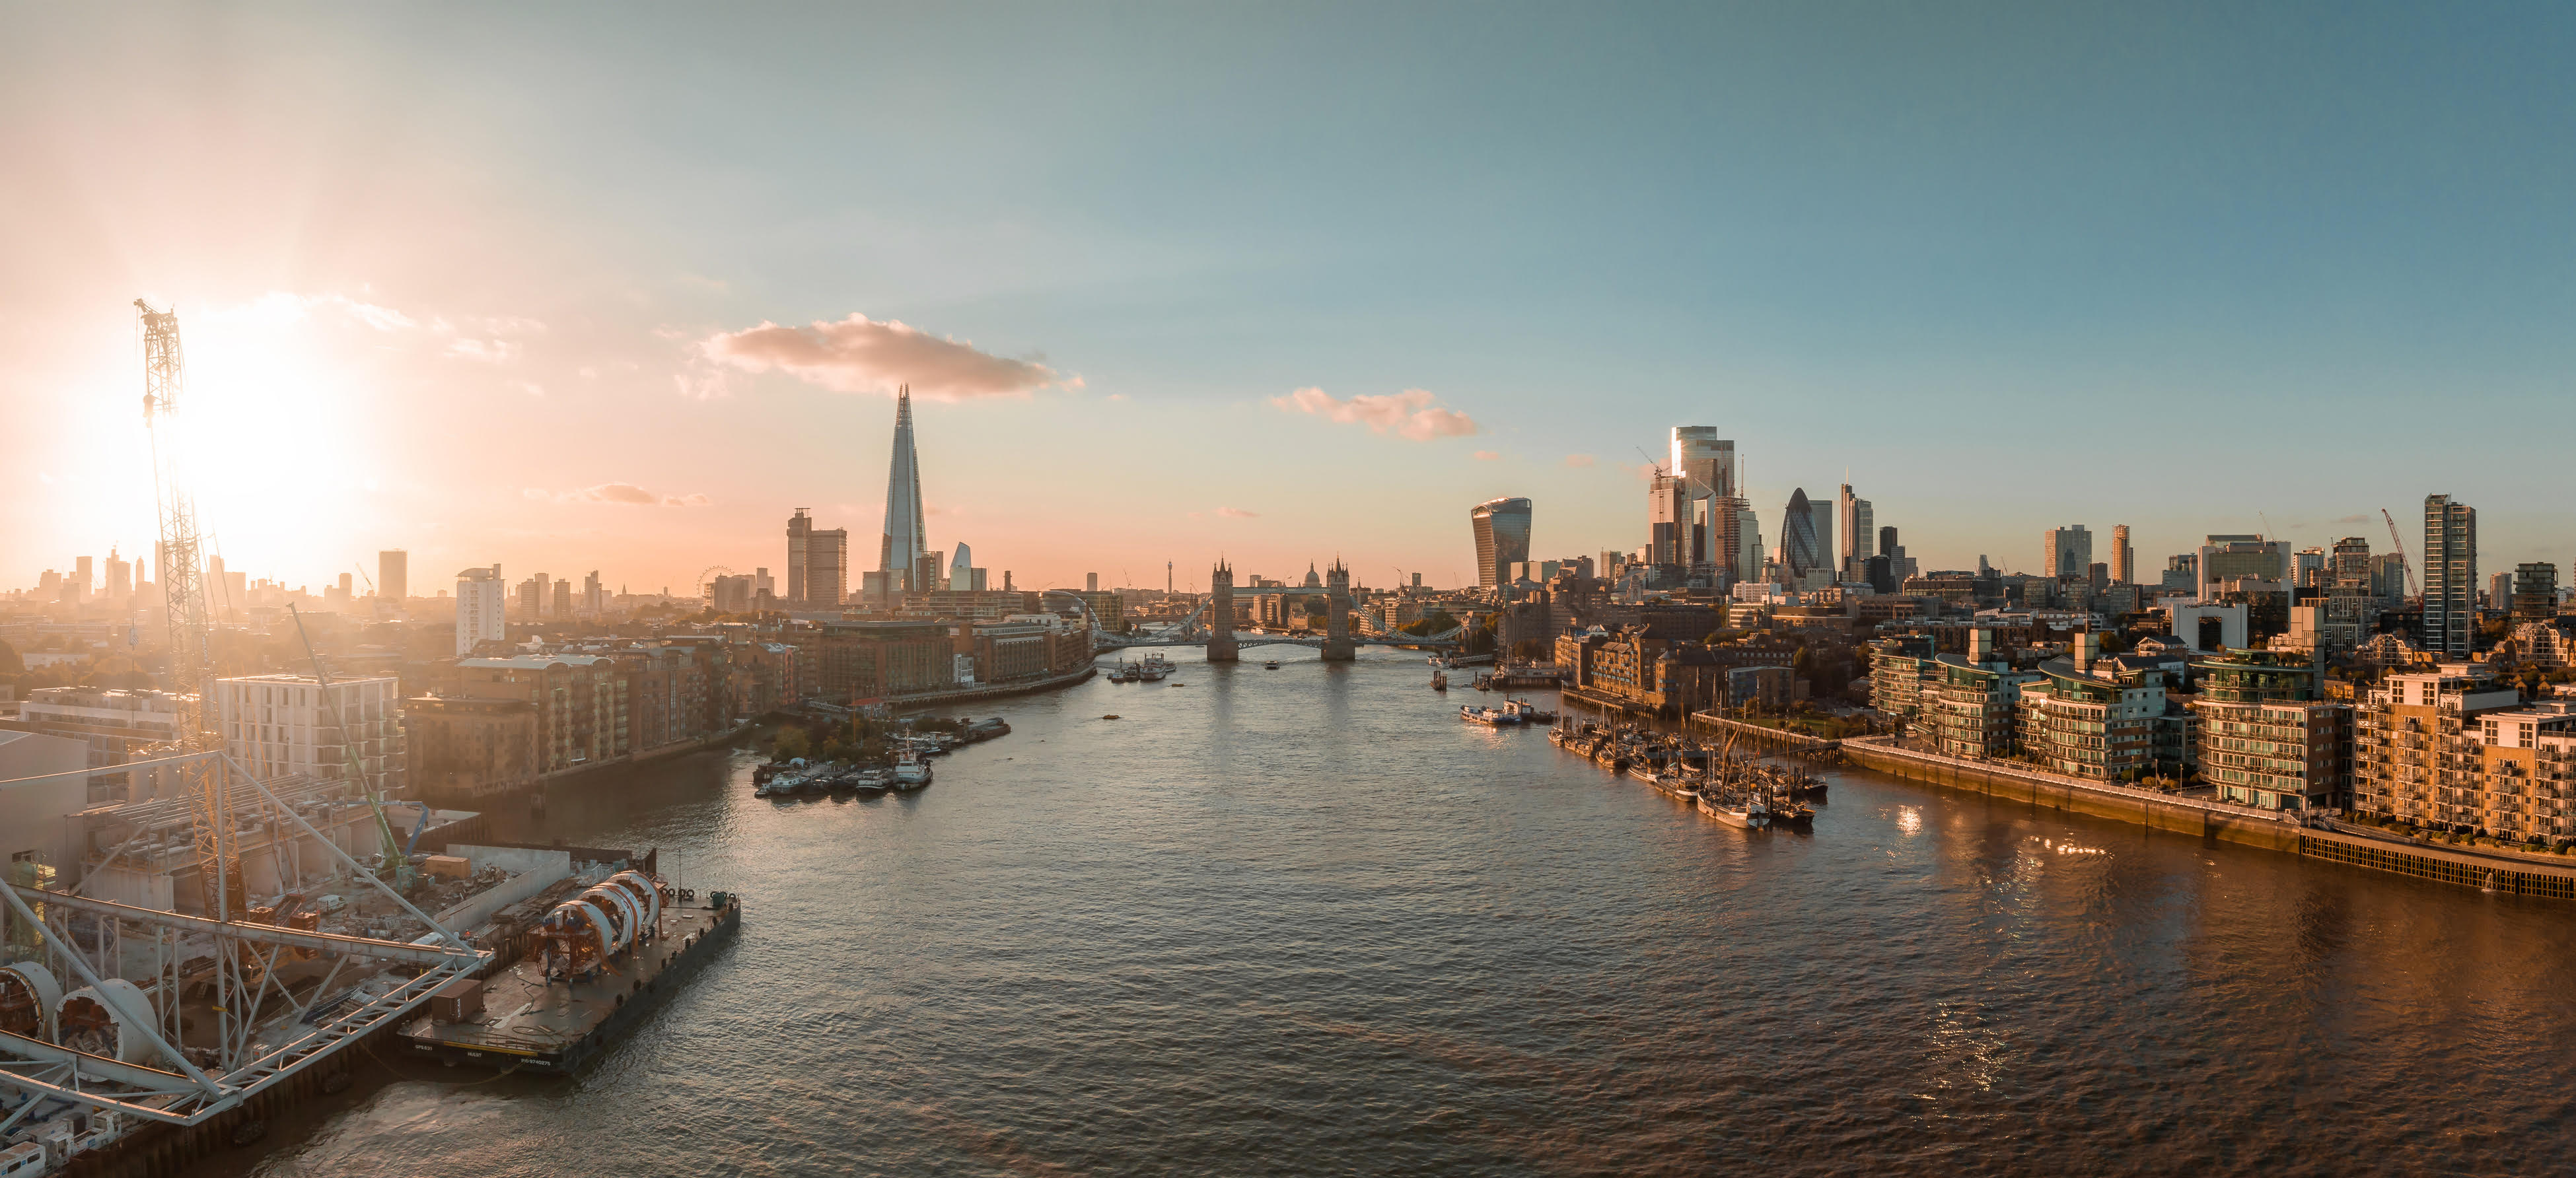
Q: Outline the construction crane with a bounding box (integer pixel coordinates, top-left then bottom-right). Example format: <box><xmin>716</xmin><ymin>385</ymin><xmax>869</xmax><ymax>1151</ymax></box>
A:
<box><xmin>289</xmin><ymin>604</ymin><xmax>410</xmax><ymax>890</ymax></box>
<box><xmin>137</xmin><ymin>298</ymin><xmax>243</xmax><ymax>920</ymax></box>
<box><xmin>2381</xmin><ymin>508</ymin><xmax>2419</xmax><ymax>600</ymax></box>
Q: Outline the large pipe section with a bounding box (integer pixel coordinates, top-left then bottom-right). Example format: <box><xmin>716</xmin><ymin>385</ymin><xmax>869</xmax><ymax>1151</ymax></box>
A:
<box><xmin>0</xmin><ymin>963</ymin><xmax>63</xmax><ymax>1041</ymax></box>
<box><xmin>529</xmin><ymin>872</ymin><xmax>670</xmax><ymax>981</ymax></box>
<box><xmin>57</xmin><ymin>979</ymin><xmax>156</xmax><ymax>1064</ymax></box>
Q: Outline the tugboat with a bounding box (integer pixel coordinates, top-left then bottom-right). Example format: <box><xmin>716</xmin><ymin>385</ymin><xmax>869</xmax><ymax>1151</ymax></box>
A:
<box><xmin>1137</xmin><ymin>653</ymin><xmax>1176</xmax><ymax>681</ymax></box>
<box><xmin>1264</xmin><ymin>659</ymin><xmax>1282</xmax><ymax>670</ymax></box>
<box><xmin>889</xmin><ymin>751</ymin><xmax>933</xmax><ymax>791</ymax></box>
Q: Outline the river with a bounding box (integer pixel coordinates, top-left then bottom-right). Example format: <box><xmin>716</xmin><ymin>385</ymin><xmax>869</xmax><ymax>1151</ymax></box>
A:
<box><xmin>221</xmin><ymin>646</ymin><xmax>2576</xmax><ymax>1175</ymax></box>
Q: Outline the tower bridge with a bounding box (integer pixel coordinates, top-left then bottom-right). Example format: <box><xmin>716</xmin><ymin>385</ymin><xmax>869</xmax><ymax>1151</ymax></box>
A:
<box><xmin>1088</xmin><ymin>561</ymin><xmax>1464</xmax><ymax>660</ymax></box>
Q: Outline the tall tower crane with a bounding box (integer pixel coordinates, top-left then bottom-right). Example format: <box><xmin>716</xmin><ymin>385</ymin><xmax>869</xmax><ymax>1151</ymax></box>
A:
<box><xmin>137</xmin><ymin>298</ymin><xmax>241</xmax><ymax>918</ymax></box>
<box><xmin>2380</xmin><ymin>508</ymin><xmax>2419</xmax><ymax>601</ymax></box>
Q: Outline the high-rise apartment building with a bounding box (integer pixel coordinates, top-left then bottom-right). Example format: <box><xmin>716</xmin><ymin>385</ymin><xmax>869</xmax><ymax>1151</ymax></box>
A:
<box><xmin>809</xmin><ymin>527</ymin><xmax>849</xmax><ymax>607</ymax></box>
<box><xmin>787</xmin><ymin>509</ymin><xmax>812</xmax><ymax>604</ymax></box>
<box><xmin>2490</xmin><ymin>571</ymin><xmax>2515</xmax><ymax>611</ymax></box>
<box><xmin>454</xmin><ymin>566</ymin><xmax>506</xmax><ymax>655</ymax></box>
<box><xmin>2043</xmin><ymin>526</ymin><xmax>2093</xmax><ymax>579</ymax></box>
<box><xmin>2326</xmin><ymin>536</ymin><xmax>2379</xmax><ymax>623</ymax></box>
<box><xmin>1471</xmin><ymin>497</ymin><xmax>1532</xmax><ymax>591</ymax></box>
<box><xmin>214</xmin><ymin>673</ymin><xmax>406</xmax><ymax>792</ymax></box>
<box><xmin>2110</xmin><ymin>526</ymin><xmax>2134</xmax><ymax>585</ymax></box>
<box><xmin>878</xmin><ymin>386</ymin><xmax>929</xmax><ymax>600</ymax></box>
<box><xmin>2423</xmin><ymin>494</ymin><xmax>2477</xmax><ymax>658</ymax></box>
<box><xmin>379</xmin><ymin>549</ymin><xmax>408</xmax><ymax>606</ymax></box>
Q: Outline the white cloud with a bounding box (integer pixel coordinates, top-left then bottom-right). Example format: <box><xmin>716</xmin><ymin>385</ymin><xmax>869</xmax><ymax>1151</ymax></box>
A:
<box><xmin>700</xmin><ymin>312</ymin><xmax>1075</xmax><ymax>399</ymax></box>
<box><xmin>526</xmin><ymin>483</ymin><xmax>711</xmax><ymax>506</ymax></box>
<box><xmin>1217</xmin><ymin>506</ymin><xmax>1258</xmax><ymax>518</ymax></box>
<box><xmin>1563</xmin><ymin>454</ymin><xmax>1596</xmax><ymax>468</ymax></box>
<box><xmin>1271</xmin><ymin>387</ymin><xmax>1480</xmax><ymax>440</ymax></box>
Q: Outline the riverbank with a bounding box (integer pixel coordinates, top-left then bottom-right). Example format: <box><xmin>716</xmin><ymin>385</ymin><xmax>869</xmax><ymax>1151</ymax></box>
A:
<box><xmin>890</xmin><ymin>664</ymin><xmax>1096</xmax><ymax>709</ymax></box>
<box><xmin>1845</xmin><ymin>736</ymin><xmax>2576</xmax><ymax>899</ymax></box>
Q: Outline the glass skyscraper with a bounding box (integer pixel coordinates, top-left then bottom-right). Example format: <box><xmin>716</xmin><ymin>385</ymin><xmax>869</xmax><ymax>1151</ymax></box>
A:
<box><xmin>878</xmin><ymin>386</ymin><xmax>928</xmax><ymax>602</ymax></box>
<box><xmin>1471</xmin><ymin>497</ymin><xmax>1532</xmax><ymax>591</ymax></box>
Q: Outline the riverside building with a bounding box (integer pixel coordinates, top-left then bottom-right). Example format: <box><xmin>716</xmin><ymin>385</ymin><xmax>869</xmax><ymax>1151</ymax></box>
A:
<box><xmin>2013</xmin><ymin>634</ymin><xmax>2168</xmax><ymax>782</ymax></box>
<box><xmin>2190</xmin><ymin>650</ymin><xmax>2351</xmax><ymax>811</ymax></box>
<box><xmin>2352</xmin><ymin>663</ymin><xmax>2521</xmax><ymax>831</ymax></box>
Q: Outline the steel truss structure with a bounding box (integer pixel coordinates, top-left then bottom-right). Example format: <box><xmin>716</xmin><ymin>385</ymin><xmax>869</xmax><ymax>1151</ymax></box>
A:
<box><xmin>0</xmin><ymin>751</ymin><xmax>489</xmax><ymax>1129</ymax></box>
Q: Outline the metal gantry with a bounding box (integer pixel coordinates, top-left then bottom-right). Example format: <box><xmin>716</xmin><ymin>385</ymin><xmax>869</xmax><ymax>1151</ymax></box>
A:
<box><xmin>0</xmin><ymin>751</ymin><xmax>488</xmax><ymax>1129</ymax></box>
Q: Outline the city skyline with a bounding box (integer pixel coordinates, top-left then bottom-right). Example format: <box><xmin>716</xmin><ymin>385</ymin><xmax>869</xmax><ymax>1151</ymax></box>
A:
<box><xmin>9</xmin><ymin>5</ymin><xmax>2576</xmax><ymax>594</ymax></box>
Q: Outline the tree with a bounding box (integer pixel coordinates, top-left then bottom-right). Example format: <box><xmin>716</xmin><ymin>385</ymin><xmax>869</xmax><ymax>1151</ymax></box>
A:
<box><xmin>773</xmin><ymin>726</ymin><xmax>812</xmax><ymax>761</ymax></box>
<box><xmin>0</xmin><ymin>640</ymin><xmax>20</xmax><ymax>675</ymax></box>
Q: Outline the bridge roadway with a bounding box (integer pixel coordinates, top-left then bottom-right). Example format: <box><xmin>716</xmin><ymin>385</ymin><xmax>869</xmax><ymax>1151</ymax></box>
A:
<box><xmin>1100</xmin><ymin>627</ymin><xmax>1461</xmax><ymax>652</ymax></box>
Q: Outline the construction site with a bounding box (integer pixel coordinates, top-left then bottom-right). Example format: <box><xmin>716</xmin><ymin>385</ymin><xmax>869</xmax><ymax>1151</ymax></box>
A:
<box><xmin>0</xmin><ymin>303</ymin><xmax>736</xmax><ymax>1177</ymax></box>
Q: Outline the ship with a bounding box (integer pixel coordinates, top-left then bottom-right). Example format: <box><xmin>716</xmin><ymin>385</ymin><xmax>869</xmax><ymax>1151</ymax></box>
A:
<box><xmin>400</xmin><ymin>873</ymin><xmax>742</xmax><ymax>1073</ymax></box>
<box><xmin>1697</xmin><ymin>791</ymin><xmax>1771</xmax><ymax>829</ymax></box>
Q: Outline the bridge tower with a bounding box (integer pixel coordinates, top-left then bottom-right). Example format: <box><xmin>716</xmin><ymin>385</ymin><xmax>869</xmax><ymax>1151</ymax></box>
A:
<box><xmin>1207</xmin><ymin>560</ymin><xmax>1240</xmax><ymax>662</ymax></box>
<box><xmin>1321</xmin><ymin>559</ymin><xmax>1355</xmax><ymax>662</ymax></box>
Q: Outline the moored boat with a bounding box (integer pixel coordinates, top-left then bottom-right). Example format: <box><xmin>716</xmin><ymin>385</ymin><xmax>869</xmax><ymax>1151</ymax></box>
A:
<box><xmin>1697</xmin><ymin>791</ymin><xmax>1771</xmax><ymax>829</ymax></box>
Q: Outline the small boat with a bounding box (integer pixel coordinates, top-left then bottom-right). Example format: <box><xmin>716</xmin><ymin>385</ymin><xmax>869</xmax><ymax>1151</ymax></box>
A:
<box><xmin>1103</xmin><ymin>714</ymin><xmax>1121</xmax><ymax>720</ymax></box>
<box><xmin>1460</xmin><ymin>705</ymin><xmax>1520</xmax><ymax>726</ymax></box>
<box><xmin>890</xmin><ymin>753</ymin><xmax>933</xmax><ymax>791</ymax></box>
<box><xmin>1264</xmin><ymin>660</ymin><xmax>1281</xmax><ymax>670</ymax></box>
<box><xmin>1698</xmin><ymin>792</ymin><xmax>1771</xmax><ymax>829</ymax></box>
<box><xmin>1499</xmin><ymin>697</ymin><xmax>1556</xmax><ymax>724</ymax></box>
<box><xmin>849</xmin><ymin>769</ymin><xmax>890</xmax><ymax>796</ymax></box>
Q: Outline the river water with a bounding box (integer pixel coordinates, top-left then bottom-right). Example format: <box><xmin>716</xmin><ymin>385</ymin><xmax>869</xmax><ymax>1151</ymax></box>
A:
<box><xmin>228</xmin><ymin>647</ymin><xmax>2576</xmax><ymax>1176</ymax></box>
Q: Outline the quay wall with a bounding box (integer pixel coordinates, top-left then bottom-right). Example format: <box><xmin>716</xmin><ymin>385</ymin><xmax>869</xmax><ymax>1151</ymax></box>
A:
<box><xmin>1845</xmin><ymin>738</ymin><xmax>2576</xmax><ymax>897</ymax></box>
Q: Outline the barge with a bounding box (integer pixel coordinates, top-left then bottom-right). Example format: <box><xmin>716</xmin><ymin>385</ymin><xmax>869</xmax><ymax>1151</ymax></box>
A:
<box><xmin>398</xmin><ymin>885</ymin><xmax>742</xmax><ymax>1073</ymax></box>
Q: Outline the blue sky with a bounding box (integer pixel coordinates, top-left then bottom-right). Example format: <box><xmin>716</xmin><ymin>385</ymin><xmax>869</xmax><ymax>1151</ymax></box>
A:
<box><xmin>5</xmin><ymin>3</ymin><xmax>2571</xmax><ymax>592</ymax></box>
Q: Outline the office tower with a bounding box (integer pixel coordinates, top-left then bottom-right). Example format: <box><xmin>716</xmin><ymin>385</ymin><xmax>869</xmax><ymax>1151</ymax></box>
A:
<box><xmin>1670</xmin><ymin>427</ymin><xmax>1735</xmax><ymax>564</ymax></box>
<box><xmin>1779</xmin><ymin>489</ymin><xmax>1823</xmax><ymax>583</ymax></box>
<box><xmin>2044</xmin><ymin>526</ymin><xmax>2093</xmax><ymax>579</ymax></box>
<box><xmin>338</xmin><ymin>572</ymin><xmax>354</xmax><ymax>598</ymax></box>
<box><xmin>2423</xmin><ymin>494</ymin><xmax>2477</xmax><ymax>658</ymax></box>
<box><xmin>1648</xmin><ymin>475</ymin><xmax>1690</xmax><ymax>566</ymax></box>
<box><xmin>1087</xmin><ymin>572</ymin><xmax>1099</xmax><ymax>592</ymax></box>
<box><xmin>952</xmin><ymin>544</ymin><xmax>977</xmax><ymax>591</ymax></box>
<box><xmin>1735</xmin><ymin>506</ymin><xmax>1762</xmax><ymax>584</ymax></box>
<box><xmin>1471</xmin><ymin>497</ymin><xmax>1533</xmax><ymax>591</ymax></box>
<box><xmin>915</xmin><ymin>551</ymin><xmax>945</xmax><ymax>596</ymax></box>
<box><xmin>2196</xmin><ymin>536</ymin><xmax>2288</xmax><ymax>598</ymax></box>
<box><xmin>456</xmin><ymin>566</ymin><xmax>506</xmax><ymax>655</ymax></box>
<box><xmin>2110</xmin><ymin>526</ymin><xmax>2134</xmax><ymax>585</ymax></box>
<box><xmin>1880</xmin><ymin>526</ymin><xmax>1898</xmax><ymax>559</ymax></box>
<box><xmin>1835</xmin><ymin>485</ymin><xmax>1871</xmax><ymax>578</ymax></box>
<box><xmin>380</xmin><ymin>550</ymin><xmax>408</xmax><ymax>605</ymax></box>
<box><xmin>553</xmin><ymin>579</ymin><xmax>572</xmax><ymax>619</ymax></box>
<box><xmin>103</xmin><ymin>549</ymin><xmax>131</xmax><ymax>602</ymax></box>
<box><xmin>2294</xmin><ymin>547</ymin><xmax>2326</xmax><ymax>590</ymax></box>
<box><xmin>1807</xmin><ymin>495</ymin><xmax>1835</xmax><ymax>582</ymax></box>
<box><xmin>584</xmin><ymin>571</ymin><xmax>605</xmax><ymax>614</ymax></box>
<box><xmin>2515</xmin><ymin>563</ymin><xmax>2559</xmax><ymax>620</ymax></box>
<box><xmin>72</xmin><ymin>555</ymin><xmax>92</xmax><ymax>601</ymax></box>
<box><xmin>879</xmin><ymin>386</ymin><xmax>929</xmax><ymax>599</ymax></box>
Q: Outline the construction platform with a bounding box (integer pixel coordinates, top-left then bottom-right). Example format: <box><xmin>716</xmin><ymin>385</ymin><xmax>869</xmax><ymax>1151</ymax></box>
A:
<box><xmin>395</xmin><ymin>893</ymin><xmax>740</xmax><ymax>1073</ymax></box>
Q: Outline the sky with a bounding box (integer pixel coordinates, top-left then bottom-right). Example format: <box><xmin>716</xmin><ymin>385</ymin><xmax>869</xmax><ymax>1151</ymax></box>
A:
<box><xmin>5</xmin><ymin>3</ymin><xmax>2574</xmax><ymax>597</ymax></box>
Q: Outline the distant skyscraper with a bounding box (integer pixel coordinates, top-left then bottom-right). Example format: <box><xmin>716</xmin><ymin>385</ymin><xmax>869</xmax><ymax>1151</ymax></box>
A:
<box><xmin>787</xmin><ymin>509</ymin><xmax>812</xmax><ymax>604</ymax></box>
<box><xmin>379</xmin><ymin>549</ymin><xmax>408</xmax><ymax>605</ymax></box>
<box><xmin>1807</xmin><ymin>495</ymin><xmax>1835</xmax><ymax>582</ymax></box>
<box><xmin>2514</xmin><ymin>563</ymin><xmax>2559</xmax><ymax>621</ymax></box>
<box><xmin>2044</xmin><ymin>525</ymin><xmax>2093</xmax><ymax>578</ymax></box>
<box><xmin>1878</xmin><ymin>526</ymin><xmax>1898</xmax><ymax>559</ymax></box>
<box><xmin>953</xmin><ymin>543</ymin><xmax>977</xmax><ymax>591</ymax></box>
<box><xmin>1087</xmin><ymin>571</ymin><xmax>1099</xmax><ymax>592</ymax></box>
<box><xmin>1836</xmin><ymin>485</ymin><xmax>1871</xmax><ymax>580</ymax></box>
<box><xmin>1647</xmin><ymin>475</ymin><xmax>1690</xmax><ymax>567</ymax></box>
<box><xmin>455</xmin><ymin>566</ymin><xmax>505</xmax><ymax>655</ymax></box>
<box><xmin>73</xmin><ymin>555</ymin><xmax>92</xmax><ymax>600</ymax></box>
<box><xmin>810</xmin><ymin>527</ymin><xmax>849</xmax><ymax>607</ymax></box>
<box><xmin>2423</xmin><ymin>493</ymin><xmax>2476</xmax><ymax>658</ymax></box>
<box><xmin>103</xmin><ymin>549</ymin><xmax>131</xmax><ymax>602</ymax></box>
<box><xmin>1470</xmin><ymin>497</ymin><xmax>1532</xmax><ymax>591</ymax></box>
<box><xmin>1670</xmin><ymin>427</ymin><xmax>1735</xmax><ymax>565</ymax></box>
<box><xmin>1779</xmin><ymin>489</ymin><xmax>1823</xmax><ymax>583</ymax></box>
<box><xmin>879</xmin><ymin>386</ymin><xmax>929</xmax><ymax>599</ymax></box>
<box><xmin>2110</xmin><ymin>526</ymin><xmax>2133</xmax><ymax>585</ymax></box>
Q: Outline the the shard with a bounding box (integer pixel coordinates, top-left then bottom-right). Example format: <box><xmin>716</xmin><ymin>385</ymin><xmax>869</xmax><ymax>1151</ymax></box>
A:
<box><xmin>878</xmin><ymin>385</ymin><xmax>928</xmax><ymax>598</ymax></box>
